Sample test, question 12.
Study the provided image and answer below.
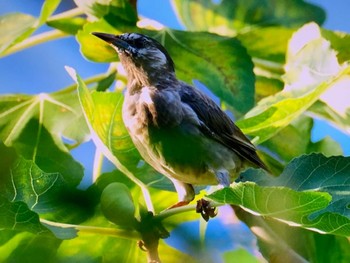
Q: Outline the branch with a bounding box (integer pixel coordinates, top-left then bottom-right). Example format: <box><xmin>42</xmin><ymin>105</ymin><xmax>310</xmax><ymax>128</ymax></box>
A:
<box><xmin>40</xmin><ymin>218</ymin><xmax>140</xmax><ymax>239</ymax></box>
<box><xmin>1</xmin><ymin>30</ymin><xmax>67</xmax><ymax>58</ymax></box>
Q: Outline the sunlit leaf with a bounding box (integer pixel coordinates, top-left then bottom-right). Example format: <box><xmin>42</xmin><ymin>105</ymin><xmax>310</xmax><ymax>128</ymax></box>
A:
<box><xmin>0</xmin><ymin>91</ymin><xmax>89</xmax><ymax>150</ymax></box>
<box><xmin>39</xmin><ymin>0</ymin><xmax>61</xmax><ymax>24</ymax></box>
<box><xmin>0</xmin><ymin>13</ymin><xmax>37</xmax><ymax>54</ymax></box>
<box><xmin>0</xmin><ymin>233</ymin><xmax>61</xmax><ymax>262</ymax></box>
<box><xmin>172</xmin><ymin>0</ymin><xmax>325</xmax><ymax>35</ymax></box>
<box><xmin>236</xmin><ymin>23</ymin><xmax>350</xmax><ymax>143</ymax></box>
<box><xmin>223</xmin><ymin>248</ymin><xmax>260</xmax><ymax>263</ymax></box>
<box><xmin>0</xmin><ymin>1</ymin><xmax>60</xmax><ymax>55</ymax></box>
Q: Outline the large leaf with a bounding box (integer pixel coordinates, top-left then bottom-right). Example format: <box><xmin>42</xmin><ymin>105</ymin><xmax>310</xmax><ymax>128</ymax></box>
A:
<box><xmin>172</xmin><ymin>0</ymin><xmax>325</xmax><ymax>35</ymax></box>
<box><xmin>0</xmin><ymin>0</ymin><xmax>61</xmax><ymax>55</ymax></box>
<box><xmin>73</xmin><ymin>0</ymin><xmax>137</xmax><ymax>22</ymax></box>
<box><xmin>0</xmin><ymin>13</ymin><xmax>37</xmax><ymax>54</ymax></box>
<box><xmin>0</xmin><ymin>91</ymin><xmax>89</xmax><ymax>150</ymax></box>
<box><xmin>216</xmin><ymin>153</ymin><xmax>350</xmax><ymax>236</ymax></box>
<box><xmin>236</xmin><ymin>23</ymin><xmax>350</xmax><ymax>143</ymax></box>
<box><xmin>262</xmin><ymin>116</ymin><xmax>343</xmax><ymax>163</ymax></box>
<box><xmin>0</xmin><ymin>233</ymin><xmax>61</xmax><ymax>263</ymax></box>
<box><xmin>151</xmin><ymin>30</ymin><xmax>255</xmax><ymax>114</ymax></box>
<box><xmin>0</xmin><ymin>196</ymin><xmax>50</xmax><ymax>235</ymax></box>
<box><xmin>0</xmin><ymin>143</ymin><xmax>93</xmax><ymax>225</ymax></box>
<box><xmin>78</xmin><ymin>19</ymin><xmax>255</xmax><ymax>114</ymax></box>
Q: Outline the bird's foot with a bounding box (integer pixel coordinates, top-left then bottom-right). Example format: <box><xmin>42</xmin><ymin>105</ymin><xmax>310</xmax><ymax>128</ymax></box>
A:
<box><xmin>196</xmin><ymin>199</ymin><xmax>217</xmax><ymax>222</ymax></box>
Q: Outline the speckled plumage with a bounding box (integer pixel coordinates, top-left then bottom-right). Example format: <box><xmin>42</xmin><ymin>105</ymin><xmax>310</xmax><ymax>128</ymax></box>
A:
<box><xmin>93</xmin><ymin>32</ymin><xmax>267</xmax><ymax>205</ymax></box>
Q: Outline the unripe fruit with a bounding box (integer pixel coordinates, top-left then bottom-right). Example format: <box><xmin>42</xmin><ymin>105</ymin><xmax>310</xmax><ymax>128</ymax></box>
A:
<box><xmin>100</xmin><ymin>182</ymin><xmax>137</xmax><ymax>227</ymax></box>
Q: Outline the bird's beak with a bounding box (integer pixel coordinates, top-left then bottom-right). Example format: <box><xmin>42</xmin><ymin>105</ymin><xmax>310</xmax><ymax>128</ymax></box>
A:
<box><xmin>92</xmin><ymin>32</ymin><xmax>130</xmax><ymax>51</ymax></box>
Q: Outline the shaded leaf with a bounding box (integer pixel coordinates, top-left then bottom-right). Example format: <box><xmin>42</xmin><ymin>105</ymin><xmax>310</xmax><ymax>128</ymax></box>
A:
<box><xmin>12</xmin><ymin>119</ymin><xmax>84</xmax><ymax>186</ymax></box>
<box><xmin>235</xmin><ymin>153</ymin><xmax>350</xmax><ymax>236</ymax></box>
<box><xmin>172</xmin><ymin>0</ymin><xmax>325</xmax><ymax>35</ymax></box>
<box><xmin>150</xmin><ymin>30</ymin><xmax>255</xmax><ymax>114</ymax></box>
<box><xmin>0</xmin><ymin>197</ymin><xmax>50</xmax><ymax>235</ymax></box>
<box><xmin>0</xmin><ymin>143</ymin><xmax>93</xmax><ymax>224</ymax></box>
<box><xmin>262</xmin><ymin>116</ymin><xmax>342</xmax><ymax>163</ymax></box>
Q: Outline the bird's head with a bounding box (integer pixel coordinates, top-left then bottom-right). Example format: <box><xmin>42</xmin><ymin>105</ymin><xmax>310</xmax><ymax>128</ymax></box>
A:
<box><xmin>92</xmin><ymin>32</ymin><xmax>175</xmax><ymax>86</ymax></box>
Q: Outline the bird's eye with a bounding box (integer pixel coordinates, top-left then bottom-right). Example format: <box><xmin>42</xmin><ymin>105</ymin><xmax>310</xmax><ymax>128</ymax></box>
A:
<box><xmin>132</xmin><ymin>39</ymin><xmax>146</xmax><ymax>49</ymax></box>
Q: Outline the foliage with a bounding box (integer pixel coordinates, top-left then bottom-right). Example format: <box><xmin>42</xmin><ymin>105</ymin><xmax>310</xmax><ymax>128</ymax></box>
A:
<box><xmin>1</xmin><ymin>0</ymin><xmax>350</xmax><ymax>262</ymax></box>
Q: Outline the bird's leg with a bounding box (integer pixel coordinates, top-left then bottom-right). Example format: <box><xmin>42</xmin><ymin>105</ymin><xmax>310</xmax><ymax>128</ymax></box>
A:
<box><xmin>168</xmin><ymin>179</ymin><xmax>195</xmax><ymax>209</ymax></box>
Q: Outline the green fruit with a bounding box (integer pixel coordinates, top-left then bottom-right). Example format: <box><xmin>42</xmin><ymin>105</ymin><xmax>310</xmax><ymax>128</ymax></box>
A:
<box><xmin>100</xmin><ymin>182</ymin><xmax>136</xmax><ymax>227</ymax></box>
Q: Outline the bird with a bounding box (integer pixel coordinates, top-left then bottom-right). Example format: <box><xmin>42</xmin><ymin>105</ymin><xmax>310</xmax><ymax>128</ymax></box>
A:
<box><xmin>92</xmin><ymin>32</ymin><xmax>267</xmax><ymax>207</ymax></box>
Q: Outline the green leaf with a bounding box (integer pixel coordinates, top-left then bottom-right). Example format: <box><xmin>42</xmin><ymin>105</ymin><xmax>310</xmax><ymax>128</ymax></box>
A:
<box><xmin>236</xmin><ymin>23</ymin><xmax>350</xmax><ymax>143</ymax></box>
<box><xmin>0</xmin><ymin>13</ymin><xmax>37</xmax><ymax>54</ymax></box>
<box><xmin>73</xmin><ymin>0</ymin><xmax>137</xmax><ymax>23</ymax></box>
<box><xmin>76</xmin><ymin>18</ymin><xmax>123</xmax><ymax>62</ymax></box>
<box><xmin>322</xmin><ymin>29</ymin><xmax>350</xmax><ymax>64</ymax></box>
<box><xmin>56</xmin><ymin>210</ymin><xmax>196</xmax><ymax>263</ymax></box>
<box><xmin>0</xmin><ymin>233</ymin><xmax>61</xmax><ymax>263</ymax></box>
<box><xmin>262</xmin><ymin>116</ymin><xmax>342</xmax><ymax>163</ymax></box>
<box><xmin>151</xmin><ymin>30</ymin><xmax>255</xmax><ymax>114</ymax></box>
<box><xmin>237</xmin><ymin>26</ymin><xmax>295</xmax><ymax>64</ymax></box>
<box><xmin>47</xmin><ymin>17</ymin><xmax>86</xmax><ymax>35</ymax></box>
<box><xmin>100</xmin><ymin>182</ymin><xmax>137</xmax><ymax>227</ymax></box>
<box><xmin>12</xmin><ymin>119</ymin><xmax>84</xmax><ymax>187</ymax></box>
<box><xmin>172</xmin><ymin>0</ymin><xmax>325</xmax><ymax>35</ymax></box>
<box><xmin>0</xmin><ymin>91</ymin><xmax>89</xmax><ymax>150</ymax></box>
<box><xmin>235</xmin><ymin>153</ymin><xmax>350</xmax><ymax>236</ymax></box>
<box><xmin>0</xmin><ymin>1</ymin><xmax>60</xmax><ymax>55</ymax></box>
<box><xmin>0</xmin><ymin>143</ymin><xmax>93</xmax><ymax>224</ymax></box>
<box><xmin>0</xmin><ymin>196</ymin><xmax>50</xmax><ymax>235</ymax></box>
<box><xmin>223</xmin><ymin>248</ymin><xmax>259</xmax><ymax>263</ymax></box>
<box><xmin>72</xmin><ymin>68</ymin><xmax>141</xmax><ymax>165</ymax></box>
<box><xmin>308</xmin><ymin>100</ymin><xmax>350</xmax><ymax>136</ymax></box>
<box><xmin>39</xmin><ymin>0</ymin><xmax>61</xmax><ymax>24</ymax></box>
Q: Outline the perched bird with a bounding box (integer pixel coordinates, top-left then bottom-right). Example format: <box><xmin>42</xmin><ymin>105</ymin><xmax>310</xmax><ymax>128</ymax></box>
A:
<box><xmin>92</xmin><ymin>32</ymin><xmax>267</xmax><ymax>207</ymax></box>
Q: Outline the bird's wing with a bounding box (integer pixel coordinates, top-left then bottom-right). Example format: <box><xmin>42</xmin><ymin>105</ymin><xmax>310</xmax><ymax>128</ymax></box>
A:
<box><xmin>179</xmin><ymin>84</ymin><xmax>267</xmax><ymax>170</ymax></box>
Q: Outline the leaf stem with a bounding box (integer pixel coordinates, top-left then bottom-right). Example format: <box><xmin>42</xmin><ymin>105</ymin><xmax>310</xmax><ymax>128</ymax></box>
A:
<box><xmin>47</xmin><ymin>7</ymin><xmax>84</xmax><ymax>22</ymax></box>
<box><xmin>40</xmin><ymin>218</ymin><xmax>140</xmax><ymax>239</ymax></box>
<box><xmin>1</xmin><ymin>29</ymin><xmax>67</xmax><ymax>58</ymax></box>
